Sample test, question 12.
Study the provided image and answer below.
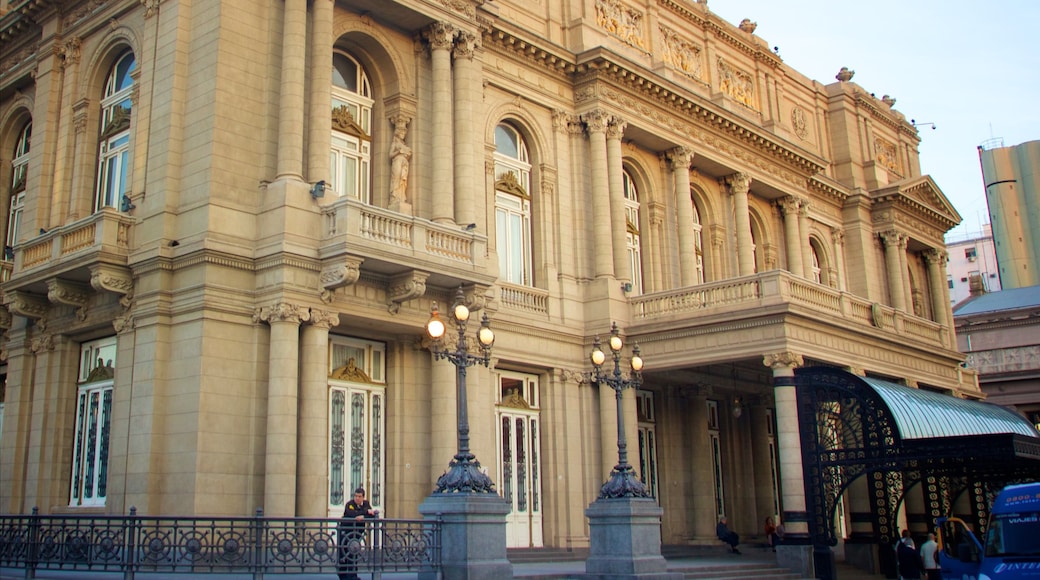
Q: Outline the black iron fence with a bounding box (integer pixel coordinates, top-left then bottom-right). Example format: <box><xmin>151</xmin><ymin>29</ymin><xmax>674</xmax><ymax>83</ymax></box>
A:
<box><xmin>0</xmin><ymin>507</ymin><xmax>440</xmax><ymax>579</ymax></box>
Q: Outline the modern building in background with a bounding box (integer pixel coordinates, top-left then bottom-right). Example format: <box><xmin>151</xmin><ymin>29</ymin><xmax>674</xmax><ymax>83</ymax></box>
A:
<box><xmin>946</xmin><ymin>224</ymin><xmax>1000</xmax><ymax>306</ymax></box>
<box><xmin>954</xmin><ymin>286</ymin><xmax>1040</xmax><ymax>429</ymax></box>
<box><xmin>978</xmin><ymin>139</ymin><xmax>1040</xmax><ymax>289</ymax></box>
<box><xmin>3</xmin><ymin>1</ymin><xmax>1035</xmax><ymax>577</ymax></box>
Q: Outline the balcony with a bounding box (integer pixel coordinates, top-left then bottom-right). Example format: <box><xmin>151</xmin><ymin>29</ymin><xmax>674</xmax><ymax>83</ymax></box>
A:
<box><xmin>318</xmin><ymin>198</ymin><xmax>495</xmax><ymax>304</ymax></box>
<box><xmin>2</xmin><ymin>208</ymin><xmax>135</xmax><ymax>316</ymax></box>
<box><xmin>629</xmin><ymin>269</ymin><xmax>949</xmax><ymax>364</ymax></box>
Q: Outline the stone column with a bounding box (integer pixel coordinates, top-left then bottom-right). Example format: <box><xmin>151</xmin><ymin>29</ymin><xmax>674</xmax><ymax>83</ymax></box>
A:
<box><xmin>880</xmin><ymin>231</ymin><xmax>906</xmax><ymax>311</ymax></box>
<box><xmin>256</xmin><ymin>302</ymin><xmax>310</xmax><ymax>516</ymax></box>
<box><xmin>307</xmin><ymin>0</ymin><xmax>333</xmax><ymax>183</ymax></box>
<box><xmin>648</xmin><ymin>202</ymin><xmax>666</xmax><ymax>291</ymax></box>
<box><xmin>584</xmin><ymin>110</ymin><xmax>614</xmax><ymax>279</ymax></box>
<box><xmin>298</xmin><ymin>310</ymin><xmax>338</xmax><ymax>517</ymax></box>
<box><xmin>689</xmin><ymin>391</ymin><xmax>715</xmax><ymax>539</ymax></box>
<box><xmin>553</xmin><ymin>111</ymin><xmax>582</xmax><ymax>279</ymax></box>
<box><xmin>427</xmin><ymin>23</ymin><xmax>456</xmax><ymax>223</ymax></box>
<box><xmin>764</xmin><ymin>351</ymin><xmax>816</xmax><ymax>579</ymax></box>
<box><xmin>670</xmin><ymin>147</ymin><xmax>698</xmax><ymax>286</ymax></box>
<box><xmin>799</xmin><ymin>200</ymin><xmax>813</xmax><ymax>279</ymax></box>
<box><xmin>763</xmin><ymin>352</ymin><xmax>806</xmax><ymax>537</ymax></box>
<box><xmin>728</xmin><ymin>173</ymin><xmax>755</xmax><ymax>276</ymax></box>
<box><xmin>780</xmin><ymin>197</ymin><xmax>804</xmax><ymax>277</ymax></box>
<box><xmin>899</xmin><ymin>236</ymin><xmax>914</xmax><ymax>314</ymax></box>
<box><xmin>606</xmin><ymin>117</ymin><xmax>630</xmax><ymax>284</ymax></box>
<box><xmin>276</xmin><ymin>0</ymin><xmax>307</xmax><ymax>179</ymax></box>
<box><xmin>453</xmin><ymin>31</ymin><xmax>480</xmax><ymax>226</ymax></box>
<box><xmin>924</xmin><ymin>249</ymin><xmax>948</xmax><ymax>328</ymax></box>
<box><xmin>831</xmin><ymin>228</ymin><xmax>846</xmax><ymax>291</ymax></box>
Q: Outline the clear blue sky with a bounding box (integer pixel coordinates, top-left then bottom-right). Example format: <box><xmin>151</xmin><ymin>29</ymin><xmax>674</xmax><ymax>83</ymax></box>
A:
<box><xmin>709</xmin><ymin>0</ymin><xmax>1040</xmax><ymax>241</ymax></box>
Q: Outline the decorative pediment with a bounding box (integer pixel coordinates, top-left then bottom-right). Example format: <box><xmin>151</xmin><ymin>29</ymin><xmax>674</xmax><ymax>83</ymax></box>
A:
<box><xmin>83</xmin><ymin>357</ymin><xmax>115</xmax><ymax>383</ymax></box>
<box><xmin>100</xmin><ymin>107</ymin><xmax>131</xmax><ymax>139</ymax></box>
<box><xmin>332</xmin><ymin>106</ymin><xmax>370</xmax><ymax>140</ymax></box>
<box><xmin>495</xmin><ymin>171</ymin><xmax>529</xmax><ymax>199</ymax></box>
<box><xmin>872</xmin><ymin>175</ymin><xmax>961</xmax><ymax>229</ymax></box>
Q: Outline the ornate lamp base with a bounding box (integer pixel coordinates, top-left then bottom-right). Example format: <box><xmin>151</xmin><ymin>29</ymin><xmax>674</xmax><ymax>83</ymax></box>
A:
<box><xmin>433</xmin><ymin>453</ymin><xmax>496</xmax><ymax>494</ymax></box>
<box><xmin>599</xmin><ymin>464</ymin><xmax>652</xmax><ymax>499</ymax></box>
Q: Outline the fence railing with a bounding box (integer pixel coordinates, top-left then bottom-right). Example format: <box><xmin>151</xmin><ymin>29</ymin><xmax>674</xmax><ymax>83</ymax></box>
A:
<box><xmin>0</xmin><ymin>507</ymin><xmax>440</xmax><ymax>579</ymax></box>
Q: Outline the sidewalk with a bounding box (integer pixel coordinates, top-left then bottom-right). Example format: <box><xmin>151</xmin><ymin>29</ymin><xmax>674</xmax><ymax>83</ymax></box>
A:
<box><xmin>1</xmin><ymin>547</ymin><xmax>773</xmax><ymax>579</ymax></box>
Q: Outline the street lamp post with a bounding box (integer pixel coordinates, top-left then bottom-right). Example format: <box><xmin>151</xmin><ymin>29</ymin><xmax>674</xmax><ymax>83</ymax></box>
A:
<box><xmin>584</xmin><ymin>322</ymin><xmax>678</xmax><ymax>579</ymax></box>
<box><xmin>589</xmin><ymin>321</ymin><xmax>649</xmax><ymax>499</ymax></box>
<box><xmin>419</xmin><ymin>286</ymin><xmax>512</xmax><ymax>580</ymax></box>
<box><xmin>425</xmin><ymin>286</ymin><xmax>496</xmax><ymax>493</ymax></box>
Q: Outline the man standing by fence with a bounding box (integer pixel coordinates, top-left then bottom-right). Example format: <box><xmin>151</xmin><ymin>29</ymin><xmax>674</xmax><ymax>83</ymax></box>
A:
<box><xmin>338</xmin><ymin>487</ymin><xmax>379</xmax><ymax>580</ymax></box>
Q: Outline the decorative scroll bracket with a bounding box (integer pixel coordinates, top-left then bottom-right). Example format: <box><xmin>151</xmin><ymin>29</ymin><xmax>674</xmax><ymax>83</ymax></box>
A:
<box><xmin>3</xmin><ymin>290</ymin><xmax>49</xmax><ymax>321</ymax></box>
<box><xmin>90</xmin><ymin>264</ymin><xmax>134</xmax><ymax>308</ymax></box>
<box><xmin>459</xmin><ymin>283</ymin><xmax>492</xmax><ymax>313</ymax></box>
<box><xmin>387</xmin><ymin>270</ymin><xmax>430</xmax><ymax>314</ymax></box>
<box><xmin>47</xmin><ymin>278</ymin><xmax>92</xmax><ymax>321</ymax></box>
<box><xmin>320</xmin><ymin>255</ymin><xmax>364</xmax><ymax>303</ymax></box>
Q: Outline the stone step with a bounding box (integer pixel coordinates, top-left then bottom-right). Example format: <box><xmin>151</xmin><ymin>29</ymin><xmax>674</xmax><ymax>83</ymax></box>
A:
<box><xmin>507</xmin><ymin>546</ymin><xmax>588</xmax><ymax>562</ymax></box>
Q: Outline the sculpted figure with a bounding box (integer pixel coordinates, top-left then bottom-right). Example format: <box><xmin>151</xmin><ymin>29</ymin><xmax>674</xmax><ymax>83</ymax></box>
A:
<box><xmin>389</xmin><ymin>117</ymin><xmax>412</xmax><ymax>205</ymax></box>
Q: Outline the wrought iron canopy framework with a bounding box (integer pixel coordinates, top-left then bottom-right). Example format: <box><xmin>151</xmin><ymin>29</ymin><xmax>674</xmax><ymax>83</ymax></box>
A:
<box><xmin>794</xmin><ymin>366</ymin><xmax>1040</xmax><ymax>554</ymax></box>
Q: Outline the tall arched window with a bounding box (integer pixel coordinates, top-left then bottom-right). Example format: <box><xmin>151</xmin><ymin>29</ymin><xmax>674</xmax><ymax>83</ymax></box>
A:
<box><xmin>8</xmin><ymin>120</ymin><xmax>30</xmax><ymax>254</ymax></box>
<box><xmin>494</xmin><ymin>123</ymin><xmax>532</xmax><ymax>286</ymax></box>
<box><xmin>691</xmin><ymin>201</ymin><xmax>705</xmax><ymax>284</ymax></box>
<box><xmin>622</xmin><ymin>169</ymin><xmax>643</xmax><ymax>293</ymax></box>
<box><xmin>331</xmin><ymin>51</ymin><xmax>373</xmax><ymax>202</ymax></box>
<box><xmin>95</xmin><ymin>51</ymin><xmax>135</xmax><ymax>212</ymax></box>
<box><xmin>810</xmin><ymin>242</ymin><xmax>823</xmax><ymax>284</ymax></box>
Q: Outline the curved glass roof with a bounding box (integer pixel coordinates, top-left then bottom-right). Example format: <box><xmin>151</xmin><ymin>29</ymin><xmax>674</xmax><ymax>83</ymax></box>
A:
<box><xmin>862</xmin><ymin>376</ymin><xmax>1040</xmax><ymax>440</ymax></box>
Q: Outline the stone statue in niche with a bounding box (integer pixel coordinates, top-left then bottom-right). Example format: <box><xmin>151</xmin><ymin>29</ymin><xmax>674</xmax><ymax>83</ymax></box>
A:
<box><xmin>388</xmin><ymin>115</ymin><xmax>412</xmax><ymax>212</ymax></box>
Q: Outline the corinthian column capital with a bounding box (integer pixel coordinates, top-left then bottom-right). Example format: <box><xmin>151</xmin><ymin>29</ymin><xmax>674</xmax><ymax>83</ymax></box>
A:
<box><xmin>668</xmin><ymin>146</ymin><xmax>693</xmax><ymax>170</ymax></box>
<box><xmin>254</xmin><ymin>302</ymin><xmax>311</xmax><ymax>325</ymax></box>
<box><xmin>727</xmin><ymin>172</ymin><xmax>751</xmax><ymax>195</ymax></box>
<box><xmin>425</xmin><ymin>22</ymin><xmax>457</xmax><ymax>51</ymax></box>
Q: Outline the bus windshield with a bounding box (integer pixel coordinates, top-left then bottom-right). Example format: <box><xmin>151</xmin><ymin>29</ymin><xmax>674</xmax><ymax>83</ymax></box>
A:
<box><xmin>985</xmin><ymin>512</ymin><xmax>1040</xmax><ymax>557</ymax></box>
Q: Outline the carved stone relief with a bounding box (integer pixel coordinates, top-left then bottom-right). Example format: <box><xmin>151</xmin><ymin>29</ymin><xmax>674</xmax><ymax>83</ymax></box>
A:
<box><xmin>717</xmin><ymin>57</ymin><xmax>756</xmax><ymax>109</ymax></box>
<box><xmin>873</xmin><ymin>137</ymin><xmax>900</xmax><ymax>173</ymax></box>
<box><xmin>594</xmin><ymin>0</ymin><xmax>647</xmax><ymax>50</ymax></box>
<box><xmin>660</xmin><ymin>26</ymin><xmax>702</xmax><ymax>79</ymax></box>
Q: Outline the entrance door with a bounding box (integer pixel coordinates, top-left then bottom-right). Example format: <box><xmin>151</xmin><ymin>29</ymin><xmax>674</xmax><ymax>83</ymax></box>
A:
<box><xmin>496</xmin><ymin>372</ymin><xmax>542</xmax><ymax>548</ymax></box>
<box><xmin>326</xmin><ymin>338</ymin><xmax>386</xmax><ymax>519</ymax></box>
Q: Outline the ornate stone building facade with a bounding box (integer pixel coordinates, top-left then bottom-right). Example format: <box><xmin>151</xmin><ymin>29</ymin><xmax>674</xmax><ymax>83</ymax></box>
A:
<box><xmin>0</xmin><ymin>0</ymin><xmax>974</xmax><ymax>564</ymax></box>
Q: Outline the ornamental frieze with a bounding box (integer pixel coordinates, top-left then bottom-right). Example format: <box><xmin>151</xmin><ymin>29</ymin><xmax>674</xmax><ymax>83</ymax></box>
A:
<box><xmin>594</xmin><ymin>0</ymin><xmax>648</xmax><ymax>51</ymax></box>
<box><xmin>716</xmin><ymin>57</ymin><xmax>756</xmax><ymax>109</ymax></box>
<box><xmin>873</xmin><ymin>136</ymin><xmax>900</xmax><ymax>174</ymax></box>
<box><xmin>660</xmin><ymin>26</ymin><xmax>702</xmax><ymax>79</ymax></box>
<box><xmin>597</xmin><ymin>86</ymin><xmax>805</xmax><ymax>187</ymax></box>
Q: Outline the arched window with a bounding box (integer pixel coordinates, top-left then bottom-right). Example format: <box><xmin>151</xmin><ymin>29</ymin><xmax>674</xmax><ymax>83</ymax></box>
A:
<box><xmin>493</xmin><ymin>123</ymin><xmax>532</xmax><ymax>286</ymax></box>
<box><xmin>330</xmin><ymin>51</ymin><xmax>373</xmax><ymax>202</ymax></box>
<box><xmin>691</xmin><ymin>201</ymin><xmax>705</xmax><ymax>284</ymax></box>
<box><xmin>810</xmin><ymin>243</ymin><xmax>822</xmax><ymax>284</ymax></box>
<box><xmin>95</xmin><ymin>51</ymin><xmax>135</xmax><ymax>212</ymax></box>
<box><xmin>8</xmin><ymin>120</ymin><xmax>30</xmax><ymax>253</ymax></box>
<box><xmin>622</xmin><ymin>169</ymin><xmax>643</xmax><ymax>293</ymax></box>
